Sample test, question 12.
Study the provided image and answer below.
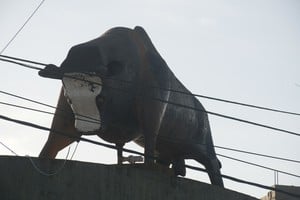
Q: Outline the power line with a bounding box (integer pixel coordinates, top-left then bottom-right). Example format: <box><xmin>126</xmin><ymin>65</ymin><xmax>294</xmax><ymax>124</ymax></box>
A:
<box><xmin>185</xmin><ymin>164</ymin><xmax>300</xmax><ymax>199</ymax></box>
<box><xmin>0</xmin><ymin>114</ymin><xmax>300</xmax><ymax>198</ymax></box>
<box><xmin>0</xmin><ymin>101</ymin><xmax>55</xmax><ymax>116</ymax></box>
<box><xmin>1</xmin><ymin>57</ymin><xmax>300</xmax><ymax>137</ymax></box>
<box><xmin>215</xmin><ymin>146</ymin><xmax>300</xmax><ymax>164</ymax></box>
<box><xmin>0</xmin><ymin>58</ymin><xmax>43</xmax><ymax>70</ymax></box>
<box><xmin>1</xmin><ymin>54</ymin><xmax>300</xmax><ymax>117</ymax></box>
<box><xmin>0</xmin><ymin>54</ymin><xmax>47</xmax><ymax>66</ymax></box>
<box><xmin>1</xmin><ymin>98</ymin><xmax>299</xmax><ymax>167</ymax></box>
<box><xmin>36</xmin><ymin>71</ymin><xmax>300</xmax><ymax>138</ymax></box>
<box><xmin>0</xmin><ymin>90</ymin><xmax>56</xmax><ymax>109</ymax></box>
<box><xmin>1</xmin><ymin>112</ymin><xmax>299</xmax><ymax>179</ymax></box>
<box><xmin>98</xmin><ymin>74</ymin><xmax>300</xmax><ymax>117</ymax></box>
<box><xmin>2</xmin><ymin>97</ymin><xmax>300</xmax><ymax>171</ymax></box>
<box><xmin>0</xmin><ymin>0</ymin><xmax>46</xmax><ymax>54</ymax></box>
<box><xmin>0</xmin><ymin>101</ymin><xmax>101</xmax><ymax>125</ymax></box>
<box><xmin>1</xmin><ymin>59</ymin><xmax>300</xmax><ymax>138</ymax></box>
<box><xmin>0</xmin><ymin>90</ymin><xmax>101</xmax><ymax>124</ymax></box>
<box><xmin>0</xmin><ymin>140</ymin><xmax>19</xmax><ymax>156</ymax></box>
<box><xmin>217</xmin><ymin>153</ymin><xmax>300</xmax><ymax>178</ymax></box>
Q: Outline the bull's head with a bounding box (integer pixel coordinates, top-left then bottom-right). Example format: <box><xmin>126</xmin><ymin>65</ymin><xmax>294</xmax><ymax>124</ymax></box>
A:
<box><xmin>39</xmin><ymin>26</ymin><xmax>155</xmax><ymax>135</ymax></box>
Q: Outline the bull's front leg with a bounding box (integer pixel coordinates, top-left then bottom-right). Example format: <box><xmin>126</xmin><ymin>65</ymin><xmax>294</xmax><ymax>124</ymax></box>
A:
<box><xmin>144</xmin><ymin>130</ymin><xmax>158</xmax><ymax>164</ymax></box>
<box><xmin>39</xmin><ymin>88</ymin><xmax>81</xmax><ymax>159</ymax></box>
<box><xmin>137</xmin><ymin>97</ymin><xmax>165</xmax><ymax>164</ymax></box>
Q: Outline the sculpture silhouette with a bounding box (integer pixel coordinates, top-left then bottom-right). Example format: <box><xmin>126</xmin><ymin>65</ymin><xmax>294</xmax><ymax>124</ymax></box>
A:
<box><xmin>39</xmin><ymin>26</ymin><xmax>224</xmax><ymax>187</ymax></box>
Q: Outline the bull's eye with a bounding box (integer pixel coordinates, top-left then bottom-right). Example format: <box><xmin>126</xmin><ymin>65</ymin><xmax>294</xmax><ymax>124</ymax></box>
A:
<box><xmin>106</xmin><ymin>61</ymin><xmax>123</xmax><ymax>77</ymax></box>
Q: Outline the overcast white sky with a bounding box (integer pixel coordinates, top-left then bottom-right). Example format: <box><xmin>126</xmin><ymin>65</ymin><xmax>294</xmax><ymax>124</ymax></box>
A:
<box><xmin>0</xmin><ymin>0</ymin><xmax>299</xmax><ymax>198</ymax></box>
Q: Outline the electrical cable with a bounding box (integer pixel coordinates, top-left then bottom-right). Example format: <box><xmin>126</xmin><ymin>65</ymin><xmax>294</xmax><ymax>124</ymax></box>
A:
<box><xmin>0</xmin><ymin>101</ymin><xmax>101</xmax><ymax>125</ymax></box>
<box><xmin>0</xmin><ymin>140</ymin><xmax>19</xmax><ymax>156</ymax></box>
<box><xmin>217</xmin><ymin>153</ymin><xmax>300</xmax><ymax>178</ymax></box>
<box><xmin>2</xmin><ymin>98</ymin><xmax>300</xmax><ymax>169</ymax></box>
<box><xmin>0</xmin><ymin>0</ymin><xmax>46</xmax><ymax>54</ymax></box>
<box><xmin>94</xmin><ymin>73</ymin><xmax>300</xmax><ymax>117</ymax></box>
<box><xmin>0</xmin><ymin>90</ymin><xmax>101</xmax><ymax>124</ymax></box>
<box><xmin>0</xmin><ymin>55</ymin><xmax>47</xmax><ymax>66</ymax></box>
<box><xmin>1</xmin><ymin>113</ymin><xmax>299</xmax><ymax>179</ymax></box>
<box><xmin>26</xmin><ymin>146</ymin><xmax>71</xmax><ymax>176</ymax></box>
<box><xmin>0</xmin><ymin>114</ymin><xmax>300</xmax><ymax>198</ymax></box>
<box><xmin>185</xmin><ymin>164</ymin><xmax>300</xmax><ymax>199</ymax></box>
<box><xmin>0</xmin><ymin>58</ymin><xmax>43</xmax><ymax>70</ymax></box>
<box><xmin>70</xmin><ymin>142</ymin><xmax>79</xmax><ymax>160</ymax></box>
<box><xmin>1</xmin><ymin>56</ymin><xmax>300</xmax><ymax>137</ymax></box>
<box><xmin>2</xmin><ymin>98</ymin><xmax>300</xmax><ymax>166</ymax></box>
<box><xmin>1</xmin><ymin>54</ymin><xmax>300</xmax><ymax>117</ymax></box>
<box><xmin>0</xmin><ymin>101</ymin><xmax>55</xmax><ymax>116</ymax></box>
<box><xmin>215</xmin><ymin>145</ymin><xmax>300</xmax><ymax>164</ymax></box>
<box><xmin>46</xmin><ymin>72</ymin><xmax>300</xmax><ymax>138</ymax></box>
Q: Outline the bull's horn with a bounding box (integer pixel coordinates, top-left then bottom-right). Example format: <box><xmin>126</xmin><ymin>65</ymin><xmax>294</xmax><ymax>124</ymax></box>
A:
<box><xmin>38</xmin><ymin>64</ymin><xmax>64</xmax><ymax>80</ymax></box>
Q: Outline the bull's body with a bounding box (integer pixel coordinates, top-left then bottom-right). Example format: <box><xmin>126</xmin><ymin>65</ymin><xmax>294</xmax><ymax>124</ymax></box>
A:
<box><xmin>39</xmin><ymin>26</ymin><xmax>223</xmax><ymax>186</ymax></box>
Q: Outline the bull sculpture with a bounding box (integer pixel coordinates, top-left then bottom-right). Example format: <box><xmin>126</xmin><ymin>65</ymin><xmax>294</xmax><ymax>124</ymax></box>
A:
<box><xmin>39</xmin><ymin>26</ymin><xmax>224</xmax><ymax>187</ymax></box>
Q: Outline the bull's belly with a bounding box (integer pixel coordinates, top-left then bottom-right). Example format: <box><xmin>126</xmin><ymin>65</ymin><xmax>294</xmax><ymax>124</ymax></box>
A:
<box><xmin>97</xmin><ymin>123</ymin><xmax>142</xmax><ymax>144</ymax></box>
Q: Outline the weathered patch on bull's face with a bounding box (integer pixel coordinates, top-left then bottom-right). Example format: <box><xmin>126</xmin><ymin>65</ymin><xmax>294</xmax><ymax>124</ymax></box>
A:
<box><xmin>62</xmin><ymin>73</ymin><xmax>102</xmax><ymax>133</ymax></box>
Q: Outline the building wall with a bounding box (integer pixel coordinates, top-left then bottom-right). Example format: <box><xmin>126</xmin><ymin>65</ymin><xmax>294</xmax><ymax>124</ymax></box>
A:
<box><xmin>0</xmin><ymin>156</ymin><xmax>258</xmax><ymax>200</ymax></box>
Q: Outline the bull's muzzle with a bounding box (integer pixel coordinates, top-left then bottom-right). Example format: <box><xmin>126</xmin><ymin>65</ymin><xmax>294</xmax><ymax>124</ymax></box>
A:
<box><xmin>62</xmin><ymin>73</ymin><xmax>102</xmax><ymax>133</ymax></box>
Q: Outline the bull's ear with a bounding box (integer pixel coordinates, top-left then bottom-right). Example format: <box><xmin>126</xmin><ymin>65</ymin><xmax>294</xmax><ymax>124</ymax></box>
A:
<box><xmin>106</xmin><ymin>61</ymin><xmax>123</xmax><ymax>77</ymax></box>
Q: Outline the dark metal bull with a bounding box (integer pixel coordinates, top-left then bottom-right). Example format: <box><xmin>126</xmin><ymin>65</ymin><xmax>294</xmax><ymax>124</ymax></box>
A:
<box><xmin>39</xmin><ymin>26</ymin><xmax>224</xmax><ymax>187</ymax></box>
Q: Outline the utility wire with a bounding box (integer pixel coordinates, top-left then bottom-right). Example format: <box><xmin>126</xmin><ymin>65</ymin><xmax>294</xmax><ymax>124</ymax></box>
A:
<box><xmin>0</xmin><ymin>101</ymin><xmax>101</xmax><ymax>125</ymax></box>
<box><xmin>185</xmin><ymin>164</ymin><xmax>300</xmax><ymax>199</ymax></box>
<box><xmin>1</xmin><ymin>112</ymin><xmax>299</xmax><ymax>179</ymax></box>
<box><xmin>0</xmin><ymin>58</ymin><xmax>43</xmax><ymax>70</ymax></box>
<box><xmin>0</xmin><ymin>114</ymin><xmax>300</xmax><ymax>198</ymax></box>
<box><xmin>0</xmin><ymin>101</ymin><xmax>54</xmax><ymax>116</ymax></box>
<box><xmin>97</xmin><ymin>74</ymin><xmax>300</xmax><ymax>117</ymax></box>
<box><xmin>217</xmin><ymin>153</ymin><xmax>300</xmax><ymax>178</ymax></box>
<box><xmin>215</xmin><ymin>145</ymin><xmax>300</xmax><ymax>164</ymax></box>
<box><xmin>0</xmin><ymin>97</ymin><xmax>300</xmax><ymax>169</ymax></box>
<box><xmin>2</xmin><ymin>98</ymin><xmax>300</xmax><ymax>166</ymax></box>
<box><xmin>0</xmin><ymin>90</ymin><xmax>56</xmax><ymax>109</ymax></box>
<box><xmin>1</xmin><ymin>55</ymin><xmax>300</xmax><ymax>137</ymax></box>
<box><xmin>1</xmin><ymin>54</ymin><xmax>300</xmax><ymax>117</ymax></box>
<box><xmin>0</xmin><ymin>55</ymin><xmax>47</xmax><ymax>66</ymax></box>
<box><xmin>0</xmin><ymin>140</ymin><xmax>19</xmax><ymax>156</ymax></box>
<box><xmin>1</xmin><ymin>56</ymin><xmax>300</xmax><ymax>138</ymax></box>
<box><xmin>0</xmin><ymin>90</ymin><xmax>101</xmax><ymax>124</ymax></box>
<box><xmin>0</xmin><ymin>0</ymin><xmax>46</xmax><ymax>54</ymax></box>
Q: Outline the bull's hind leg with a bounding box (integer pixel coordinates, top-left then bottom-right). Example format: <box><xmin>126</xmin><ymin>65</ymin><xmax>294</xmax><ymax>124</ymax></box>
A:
<box><xmin>203</xmin><ymin>157</ymin><xmax>223</xmax><ymax>187</ymax></box>
<box><xmin>39</xmin><ymin>88</ymin><xmax>80</xmax><ymax>159</ymax></box>
<box><xmin>192</xmin><ymin>144</ymin><xmax>224</xmax><ymax>187</ymax></box>
<box><xmin>195</xmin><ymin>155</ymin><xmax>224</xmax><ymax>187</ymax></box>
